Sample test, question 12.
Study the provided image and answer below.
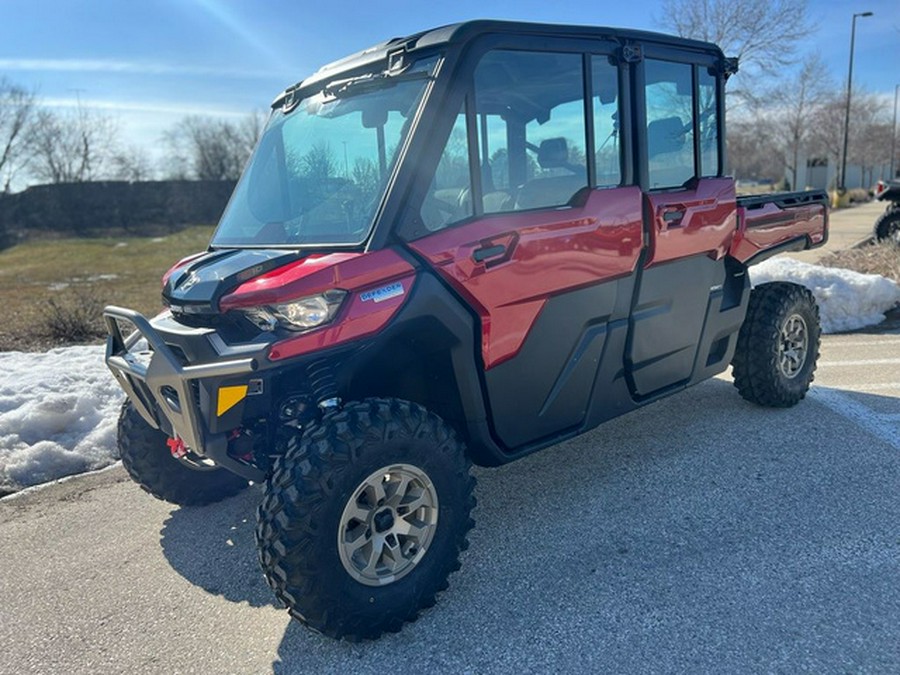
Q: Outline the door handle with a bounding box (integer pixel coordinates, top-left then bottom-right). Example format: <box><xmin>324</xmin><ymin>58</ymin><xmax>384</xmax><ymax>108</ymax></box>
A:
<box><xmin>662</xmin><ymin>208</ymin><xmax>685</xmax><ymax>222</ymax></box>
<box><xmin>472</xmin><ymin>244</ymin><xmax>507</xmax><ymax>263</ymax></box>
<box><xmin>471</xmin><ymin>232</ymin><xmax>518</xmax><ymax>267</ymax></box>
<box><xmin>659</xmin><ymin>207</ymin><xmax>686</xmax><ymax>231</ymax></box>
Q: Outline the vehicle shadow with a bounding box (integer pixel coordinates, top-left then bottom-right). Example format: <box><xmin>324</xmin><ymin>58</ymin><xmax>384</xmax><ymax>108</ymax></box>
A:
<box><xmin>159</xmin><ymin>485</ymin><xmax>276</xmax><ymax>608</ymax></box>
<box><xmin>157</xmin><ymin>374</ymin><xmax>724</xmax><ymax>615</ymax></box>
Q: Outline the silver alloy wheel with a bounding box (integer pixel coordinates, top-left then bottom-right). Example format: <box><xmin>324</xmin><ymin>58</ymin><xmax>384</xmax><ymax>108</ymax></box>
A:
<box><xmin>337</xmin><ymin>463</ymin><xmax>439</xmax><ymax>586</ymax></box>
<box><xmin>778</xmin><ymin>313</ymin><xmax>808</xmax><ymax>379</ymax></box>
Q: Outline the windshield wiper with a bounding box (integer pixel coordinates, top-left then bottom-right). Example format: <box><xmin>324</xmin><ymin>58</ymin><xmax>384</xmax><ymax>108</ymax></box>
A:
<box><xmin>322</xmin><ymin>69</ymin><xmax>431</xmax><ymax>99</ymax></box>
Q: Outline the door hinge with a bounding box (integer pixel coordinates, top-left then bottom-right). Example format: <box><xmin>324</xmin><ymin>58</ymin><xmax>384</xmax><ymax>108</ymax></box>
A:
<box><xmin>620</xmin><ymin>43</ymin><xmax>643</xmax><ymax>64</ymax></box>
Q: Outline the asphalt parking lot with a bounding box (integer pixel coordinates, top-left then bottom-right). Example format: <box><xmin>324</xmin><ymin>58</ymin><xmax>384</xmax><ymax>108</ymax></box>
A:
<box><xmin>1</xmin><ymin>327</ymin><xmax>898</xmax><ymax>674</ymax></box>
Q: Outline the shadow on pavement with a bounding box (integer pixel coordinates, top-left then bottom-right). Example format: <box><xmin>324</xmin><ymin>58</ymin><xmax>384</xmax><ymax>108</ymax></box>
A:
<box><xmin>159</xmin><ymin>485</ymin><xmax>276</xmax><ymax>607</ymax></box>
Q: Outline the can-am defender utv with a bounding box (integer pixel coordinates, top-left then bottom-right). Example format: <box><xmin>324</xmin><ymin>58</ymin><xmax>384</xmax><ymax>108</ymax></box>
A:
<box><xmin>105</xmin><ymin>20</ymin><xmax>827</xmax><ymax>640</ymax></box>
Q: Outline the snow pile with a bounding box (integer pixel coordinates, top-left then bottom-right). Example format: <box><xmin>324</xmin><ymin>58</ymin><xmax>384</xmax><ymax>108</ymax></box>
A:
<box><xmin>0</xmin><ymin>346</ymin><xmax>123</xmax><ymax>492</ymax></box>
<box><xmin>750</xmin><ymin>258</ymin><xmax>900</xmax><ymax>333</ymax></box>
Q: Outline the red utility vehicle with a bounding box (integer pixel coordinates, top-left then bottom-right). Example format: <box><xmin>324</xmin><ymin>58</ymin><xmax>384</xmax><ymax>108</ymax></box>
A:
<box><xmin>105</xmin><ymin>20</ymin><xmax>828</xmax><ymax>640</ymax></box>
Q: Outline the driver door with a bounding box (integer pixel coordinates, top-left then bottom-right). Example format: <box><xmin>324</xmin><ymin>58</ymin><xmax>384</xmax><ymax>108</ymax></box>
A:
<box><xmin>406</xmin><ymin>47</ymin><xmax>643</xmax><ymax>450</ymax></box>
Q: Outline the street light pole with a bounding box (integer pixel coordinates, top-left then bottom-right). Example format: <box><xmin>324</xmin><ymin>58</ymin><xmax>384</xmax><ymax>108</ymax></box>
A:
<box><xmin>840</xmin><ymin>11</ymin><xmax>873</xmax><ymax>192</ymax></box>
<box><xmin>891</xmin><ymin>83</ymin><xmax>899</xmax><ymax>179</ymax></box>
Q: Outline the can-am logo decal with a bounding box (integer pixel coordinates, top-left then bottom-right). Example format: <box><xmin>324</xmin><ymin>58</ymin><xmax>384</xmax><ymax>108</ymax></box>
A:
<box><xmin>178</xmin><ymin>271</ymin><xmax>201</xmax><ymax>292</ymax></box>
<box><xmin>360</xmin><ymin>282</ymin><xmax>404</xmax><ymax>303</ymax></box>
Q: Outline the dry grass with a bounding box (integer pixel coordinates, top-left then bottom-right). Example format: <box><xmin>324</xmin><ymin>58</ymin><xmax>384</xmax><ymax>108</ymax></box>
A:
<box><xmin>819</xmin><ymin>241</ymin><xmax>900</xmax><ymax>285</ymax></box>
<box><xmin>43</xmin><ymin>287</ymin><xmax>108</xmax><ymax>343</ymax></box>
<box><xmin>0</xmin><ymin>226</ymin><xmax>215</xmax><ymax>352</ymax></box>
<box><xmin>2</xmin><ymin>222</ymin><xmax>895</xmax><ymax>353</ymax></box>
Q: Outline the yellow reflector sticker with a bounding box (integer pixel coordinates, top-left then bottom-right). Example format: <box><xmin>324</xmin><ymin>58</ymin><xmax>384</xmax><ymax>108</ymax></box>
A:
<box><xmin>217</xmin><ymin>385</ymin><xmax>248</xmax><ymax>417</ymax></box>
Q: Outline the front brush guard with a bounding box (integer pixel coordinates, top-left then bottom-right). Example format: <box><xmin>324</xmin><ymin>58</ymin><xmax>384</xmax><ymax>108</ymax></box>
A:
<box><xmin>103</xmin><ymin>306</ymin><xmax>264</xmax><ymax>481</ymax></box>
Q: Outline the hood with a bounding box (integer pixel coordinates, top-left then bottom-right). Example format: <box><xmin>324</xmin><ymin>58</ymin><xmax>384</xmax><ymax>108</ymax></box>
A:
<box><xmin>163</xmin><ymin>248</ymin><xmax>303</xmax><ymax>312</ymax></box>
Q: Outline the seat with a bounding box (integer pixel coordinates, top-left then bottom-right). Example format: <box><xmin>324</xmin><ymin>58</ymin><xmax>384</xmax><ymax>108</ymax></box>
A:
<box><xmin>536</xmin><ymin>137</ymin><xmax>583</xmax><ymax>175</ymax></box>
<box><xmin>455</xmin><ymin>159</ymin><xmax>513</xmax><ymax>216</ymax></box>
<box><xmin>514</xmin><ymin>138</ymin><xmax>587</xmax><ymax>210</ymax></box>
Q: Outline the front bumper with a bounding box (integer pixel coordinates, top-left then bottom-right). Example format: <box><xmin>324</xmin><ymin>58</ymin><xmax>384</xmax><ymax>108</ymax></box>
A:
<box><xmin>103</xmin><ymin>306</ymin><xmax>267</xmax><ymax>480</ymax></box>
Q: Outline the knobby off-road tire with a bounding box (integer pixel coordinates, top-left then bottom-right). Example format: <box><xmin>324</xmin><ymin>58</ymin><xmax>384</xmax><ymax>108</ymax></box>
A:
<box><xmin>118</xmin><ymin>401</ymin><xmax>248</xmax><ymax>505</ymax></box>
<box><xmin>255</xmin><ymin>398</ymin><xmax>476</xmax><ymax>641</ymax></box>
<box><xmin>874</xmin><ymin>207</ymin><xmax>900</xmax><ymax>245</ymax></box>
<box><xmin>732</xmin><ymin>282</ymin><xmax>821</xmax><ymax>407</ymax></box>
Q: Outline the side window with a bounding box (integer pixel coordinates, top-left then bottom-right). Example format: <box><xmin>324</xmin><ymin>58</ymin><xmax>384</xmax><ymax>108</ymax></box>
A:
<box><xmin>698</xmin><ymin>68</ymin><xmax>719</xmax><ymax>177</ymax></box>
<box><xmin>420</xmin><ymin>106</ymin><xmax>472</xmax><ymax>232</ymax></box>
<box><xmin>475</xmin><ymin>50</ymin><xmax>587</xmax><ymax>212</ymax></box>
<box><xmin>644</xmin><ymin>59</ymin><xmax>695</xmax><ymax>189</ymax></box>
<box><xmin>592</xmin><ymin>56</ymin><xmax>622</xmax><ymax>187</ymax></box>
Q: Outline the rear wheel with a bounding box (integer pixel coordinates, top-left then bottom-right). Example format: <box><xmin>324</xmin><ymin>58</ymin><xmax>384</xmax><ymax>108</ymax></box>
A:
<box><xmin>732</xmin><ymin>282</ymin><xmax>821</xmax><ymax>407</ymax></box>
<box><xmin>118</xmin><ymin>401</ymin><xmax>248</xmax><ymax>505</ymax></box>
<box><xmin>874</xmin><ymin>206</ymin><xmax>900</xmax><ymax>245</ymax></box>
<box><xmin>255</xmin><ymin>398</ymin><xmax>475</xmax><ymax>640</ymax></box>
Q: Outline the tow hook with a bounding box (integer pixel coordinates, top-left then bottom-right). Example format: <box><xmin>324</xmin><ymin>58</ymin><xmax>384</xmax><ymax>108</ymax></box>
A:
<box><xmin>166</xmin><ymin>436</ymin><xmax>188</xmax><ymax>459</ymax></box>
<box><xmin>228</xmin><ymin>427</ymin><xmax>255</xmax><ymax>462</ymax></box>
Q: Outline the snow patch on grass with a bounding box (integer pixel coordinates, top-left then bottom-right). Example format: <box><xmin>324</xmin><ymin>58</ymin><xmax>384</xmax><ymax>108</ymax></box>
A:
<box><xmin>0</xmin><ymin>346</ymin><xmax>123</xmax><ymax>492</ymax></box>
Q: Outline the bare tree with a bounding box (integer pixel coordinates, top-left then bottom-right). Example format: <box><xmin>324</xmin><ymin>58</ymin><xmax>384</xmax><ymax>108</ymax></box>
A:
<box><xmin>300</xmin><ymin>141</ymin><xmax>336</xmax><ymax>183</ymax></box>
<box><xmin>807</xmin><ymin>96</ymin><xmax>844</xmax><ymax>176</ymax></box>
<box><xmin>856</xmin><ymin>119</ymin><xmax>893</xmax><ymax>185</ymax></box>
<box><xmin>109</xmin><ymin>144</ymin><xmax>155</xmax><ymax>182</ymax></box>
<box><xmin>27</xmin><ymin>105</ymin><xmax>119</xmax><ymax>183</ymax></box>
<box><xmin>0</xmin><ymin>78</ymin><xmax>37</xmax><ymax>192</ymax></box>
<box><xmin>238</xmin><ymin>111</ymin><xmax>266</xmax><ymax>152</ymax></box>
<box><xmin>846</xmin><ymin>95</ymin><xmax>892</xmax><ymax>186</ymax></box>
<box><xmin>808</xmin><ymin>87</ymin><xmax>890</xmax><ymax>188</ymax></box>
<box><xmin>765</xmin><ymin>54</ymin><xmax>832</xmax><ymax>189</ymax></box>
<box><xmin>727</xmin><ymin>115</ymin><xmax>784</xmax><ymax>183</ymax></box>
<box><xmin>162</xmin><ymin>112</ymin><xmax>264</xmax><ymax>181</ymax></box>
<box><xmin>352</xmin><ymin>157</ymin><xmax>379</xmax><ymax>195</ymax></box>
<box><xmin>657</xmin><ymin>0</ymin><xmax>813</xmax><ymax>101</ymax></box>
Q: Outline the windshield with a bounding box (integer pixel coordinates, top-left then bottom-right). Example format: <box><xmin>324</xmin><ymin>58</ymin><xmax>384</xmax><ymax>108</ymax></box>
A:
<box><xmin>212</xmin><ymin>57</ymin><xmax>437</xmax><ymax>248</ymax></box>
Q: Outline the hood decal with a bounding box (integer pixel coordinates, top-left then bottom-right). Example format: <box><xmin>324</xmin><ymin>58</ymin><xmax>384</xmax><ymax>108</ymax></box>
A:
<box><xmin>164</xmin><ymin>249</ymin><xmax>303</xmax><ymax>309</ymax></box>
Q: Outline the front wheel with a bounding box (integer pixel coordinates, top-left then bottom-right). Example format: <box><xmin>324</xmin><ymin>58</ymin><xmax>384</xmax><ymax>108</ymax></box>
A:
<box><xmin>255</xmin><ymin>398</ymin><xmax>475</xmax><ymax>641</ymax></box>
<box><xmin>118</xmin><ymin>401</ymin><xmax>248</xmax><ymax>505</ymax></box>
<box><xmin>731</xmin><ymin>282</ymin><xmax>821</xmax><ymax>407</ymax></box>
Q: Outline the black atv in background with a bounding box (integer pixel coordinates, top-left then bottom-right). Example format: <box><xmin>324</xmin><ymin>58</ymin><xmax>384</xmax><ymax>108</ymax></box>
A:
<box><xmin>874</xmin><ymin>179</ymin><xmax>900</xmax><ymax>244</ymax></box>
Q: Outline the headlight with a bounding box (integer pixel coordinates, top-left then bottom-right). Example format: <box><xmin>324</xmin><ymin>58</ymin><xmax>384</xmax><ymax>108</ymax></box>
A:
<box><xmin>242</xmin><ymin>290</ymin><xmax>346</xmax><ymax>332</ymax></box>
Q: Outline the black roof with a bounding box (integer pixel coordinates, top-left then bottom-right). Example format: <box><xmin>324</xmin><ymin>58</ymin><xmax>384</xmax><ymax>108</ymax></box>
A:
<box><xmin>278</xmin><ymin>19</ymin><xmax>726</xmax><ymax>103</ymax></box>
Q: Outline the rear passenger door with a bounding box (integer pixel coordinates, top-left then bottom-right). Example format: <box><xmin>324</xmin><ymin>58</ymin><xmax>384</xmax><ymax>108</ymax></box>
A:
<box><xmin>406</xmin><ymin>44</ymin><xmax>644</xmax><ymax>450</ymax></box>
<box><xmin>625</xmin><ymin>53</ymin><xmax>740</xmax><ymax>397</ymax></box>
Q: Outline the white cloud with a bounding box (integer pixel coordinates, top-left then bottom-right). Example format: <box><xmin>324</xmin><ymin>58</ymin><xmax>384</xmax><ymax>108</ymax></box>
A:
<box><xmin>0</xmin><ymin>57</ymin><xmax>287</xmax><ymax>80</ymax></box>
<box><xmin>41</xmin><ymin>96</ymin><xmax>252</xmax><ymax>119</ymax></box>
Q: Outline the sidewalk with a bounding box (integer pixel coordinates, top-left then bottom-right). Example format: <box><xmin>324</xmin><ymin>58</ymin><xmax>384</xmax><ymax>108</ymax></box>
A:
<box><xmin>784</xmin><ymin>199</ymin><xmax>885</xmax><ymax>263</ymax></box>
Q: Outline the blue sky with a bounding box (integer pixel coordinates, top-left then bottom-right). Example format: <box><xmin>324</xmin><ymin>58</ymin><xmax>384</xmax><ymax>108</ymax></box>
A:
<box><xmin>1</xmin><ymin>0</ymin><xmax>898</xmax><ymax>179</ymax></box>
